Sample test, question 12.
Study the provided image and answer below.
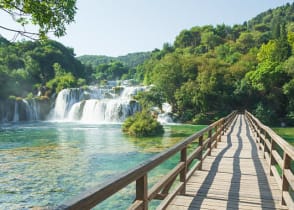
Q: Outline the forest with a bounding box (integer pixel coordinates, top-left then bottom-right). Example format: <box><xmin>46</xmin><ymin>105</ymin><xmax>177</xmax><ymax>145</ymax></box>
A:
<box><xmin>0</xmin><ymin>2</ymin><xmax>294</xmax><ymax>125</ymax></box>
<box><xmin>136</xmin><ymin>2</ymin><xmax>294</xmax><ymax>125</ymax></box>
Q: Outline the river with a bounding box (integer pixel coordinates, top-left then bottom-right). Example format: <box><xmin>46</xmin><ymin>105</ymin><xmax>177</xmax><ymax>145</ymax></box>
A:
<box><xmin>0</xmin><ymin>122</ymin><xmax>204</xmax><ymax>209</ymax></box>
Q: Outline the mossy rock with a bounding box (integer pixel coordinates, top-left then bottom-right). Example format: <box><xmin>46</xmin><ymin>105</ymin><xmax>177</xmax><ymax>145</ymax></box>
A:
<box><xmin>113</xmin><ymin>86</ymin><xmax>124</xmax><ymax>95</ymax></box>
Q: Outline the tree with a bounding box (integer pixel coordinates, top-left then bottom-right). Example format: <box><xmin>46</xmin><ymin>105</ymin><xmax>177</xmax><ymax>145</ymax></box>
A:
<box><xmin>0</xmin><ymin>0</ymin><xmax>77</xmax><ymax>39</ymax></box>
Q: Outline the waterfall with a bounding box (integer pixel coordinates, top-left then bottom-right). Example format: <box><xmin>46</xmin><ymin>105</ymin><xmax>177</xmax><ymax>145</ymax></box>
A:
<box><xmin>157</xmin><ymin>113</ymin><xmax>174</xmax><ymax>124</ymax></box>
<box><xmin>156</xmin><ymin>103</ymin><xmax>174</xmax><ymax>124</ymax></box>
<box><xmin>22</xmin><ymin>99</ymin><xmax>40</xmax><ymax>121</ymax></box>
<box><xmin>0</xmin><ymin>99</ymin><xmax>43</xmax><ymax>122</ymax></box>
<box><xmin>13</xmin><ymin>101</ymin><xmax>19</xmax><ymax>122</ymax></box>
<box><xmin>50</xmin><ymin>86</ymin><xmax>145</xmax><ymax>123</ymax></box>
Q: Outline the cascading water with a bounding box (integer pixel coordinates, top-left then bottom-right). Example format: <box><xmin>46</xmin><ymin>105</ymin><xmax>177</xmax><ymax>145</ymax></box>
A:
<box><xmin>12</xmin><ymin>101</ymin><xmax>19</xmax><ymax>122</ymax></box>
<box><xmin>0</xmin><ymin>99</ymin><xmax>42</xmax><ymax>122</ymax></box>
<box><xmin>22</xmin><ymin>99</ymin><xmax>40</xmax><ymax>121</ymax></box>
<box><xmin>157</xmin><ymin>103</ymin><xmax>174</xmax><ymax>124</ymax></box>
<box><xmin>50</xmin><ymin>86</ymin><xmax>145</xmax><ymax>123</ymax></box>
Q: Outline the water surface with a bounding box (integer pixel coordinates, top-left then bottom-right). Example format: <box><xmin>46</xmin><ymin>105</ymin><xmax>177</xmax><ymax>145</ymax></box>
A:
<box><xmin>0</xmin><ymin>122</ymin><xmax>204</xmax><ymax>209</ymax></box>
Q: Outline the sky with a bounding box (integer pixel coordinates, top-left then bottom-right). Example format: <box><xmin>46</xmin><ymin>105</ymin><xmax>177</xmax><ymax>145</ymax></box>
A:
<box><xmin>0</xmin><ymin>0</ymin><xmax>293</xmax><ymax>56</ymax></box>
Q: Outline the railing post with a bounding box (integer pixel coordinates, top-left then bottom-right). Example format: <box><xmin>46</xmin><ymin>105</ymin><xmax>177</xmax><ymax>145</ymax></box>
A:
<box><xmin>281</xmin><ymin>153</ymin><xmax>291</xmax><ymax>206</ymax></box>
<box><xmin>269</xmin><ymin>137</ymin><xmax>276</xmax><ymax>176</ymax></box>
<box><xmin>180</xmin><ymin>147</ymin><xmax>187</xmax><ymax>194</ymax></box>
<box><xmin>136</xmin><ymin>174</ymin><xmax>148</xmax><ymax>209</ymax></box>
<box><xmin>198</xmin><ymin>135</ymin><xmax>203</xmax><ymax>170</ymax></box>
<box><xmin>255</xmin><ymin>122</ymin><xmax>259</xmax><ymax>144</ymax></box>
<box><xmin>215</xmin><ymin>125</ymin><xmax>218</xmax><ymax>148</ymax></box>
<box><xmin>208</xmin><ymin>129</ymin><xmax>212</xmax><ymax>155</ymax></box>
<box><xmin>260</xmin><ymin>129</ymin><xmax>266</xmax><ymax>159</ymax></box>
<box><xmin>221</xmin><ymin>118</ymin><xmax>225</xmax><ymax>135</ymax></box>
<box><xmin>263</xmin><ymin>130</ymin><xmax>267</xmax><ymax>159</ymax></box>
<box><xmin>218</xmin><ymin>122</ymin><xmax>222</xmax><ymax>142</ymax></box>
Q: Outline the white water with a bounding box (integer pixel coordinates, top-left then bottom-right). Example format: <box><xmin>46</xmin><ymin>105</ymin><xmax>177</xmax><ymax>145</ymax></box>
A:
<box><xmin>156</xmin><ymin>103</ymin><xmax>174</xmax><ymax>124</ymax></box>
<box><xmin>50</xmin><ymin>86</ymin><xmax>145</xmax><ymax>123</ymax></box>
<box><xmin>23</xmin><ymin>99</ymin><xmax>40</xmax><ymax>121</ymax></box>
<box><xmin>12</xmin><ymin>101</ymin><xmax>19</xmax><ymax>122</ymax></box>
<box><xmin>157</xmin><ymin>113</ymin><xmax>174</xmax><ymax>124</ymax></box>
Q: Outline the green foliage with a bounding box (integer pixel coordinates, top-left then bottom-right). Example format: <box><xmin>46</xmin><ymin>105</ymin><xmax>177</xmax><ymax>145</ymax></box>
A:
<box><xmin>0</xmin><ymin>40</ymin><xmax>87</xmax><ymax>98</ymax></box>
<box><xmin>46</xmin><ymin>72</ymin><xmax>76</xmax><ymax>93</ymax></box>
<box><xmin>77</xmin><ymin>53</ymin><xmax>151</xmax><ymax>83</ymax></box>
<box><xmin>136</xmin><ymin>2</ymin><xmax>294</xmax><ymax>125</ymax></box>
<box><xmin>122</xmin><ymin>111</ymin><xmax>164</xmax><ymax>137</ymax></box>
<box><xmin>0</xmin><ymin>0</ymin><xmax>77</xmax><ymax>38</ymax></box>
<box><xmin>134</xmin><ymin>87</ymin><xmax>164</xmax><ymax>110</ymax></box>
<box><xmin>253</xmin><ymin>103</ymin><xmax>277</xmax><ymax>125</ymax></box>
<box><xmin>1</xmin><ymin>2</ymin><xmax>294</xmax><ymax>127</ymax></box>
<box><xmin>93</xmin><ymin>61</ymin><xmax>129</xmax><ymax>82</ymax></box>
<box><xmin>26</xmin><ymin>92</ymin><xmax>34</xmax><ymax>100</ymax></box>
<box><xmin>78</xmin><ymin>52</ymin><xmax>151</xmax><ymax>69</ymax></box>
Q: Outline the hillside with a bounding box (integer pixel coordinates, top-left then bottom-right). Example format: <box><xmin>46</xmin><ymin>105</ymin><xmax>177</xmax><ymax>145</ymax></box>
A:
<box><xmin>0</xmin><ymin>38</ymin><xmax>88</xmax><ymax>98</ymax></box>
<box><xmin>77</xmin><ymin>52</ymin><xmax>151</xmax><ymax>68</ymax></box>
<box><xmin>136</xmin><ymin>2</ymin><xmax>294</xmax><ymax>125</ymax></box>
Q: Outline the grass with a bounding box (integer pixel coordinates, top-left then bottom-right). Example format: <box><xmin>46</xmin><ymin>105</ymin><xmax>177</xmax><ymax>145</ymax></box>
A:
<box><xmin>272</xmin><ymin>127</ymin><xmax>294</xmax><ymax>146</ymax></box>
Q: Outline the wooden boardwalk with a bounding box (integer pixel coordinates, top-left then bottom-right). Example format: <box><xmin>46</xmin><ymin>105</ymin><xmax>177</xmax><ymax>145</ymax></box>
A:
<box><xmin>167</xmin><ymin>114</ymin><xmax>285</xmax><ymax>210</ymax></box>
<box><xmin>59</xmin><ymin>112</ymin><xmax>293</xmax><ymax>210</ymax></box>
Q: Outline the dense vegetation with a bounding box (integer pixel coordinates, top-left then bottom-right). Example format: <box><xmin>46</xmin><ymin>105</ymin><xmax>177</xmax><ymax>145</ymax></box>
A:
<box><xmin>0</xmin><ymin>39</ymin><xmax>147</xmax><ymax>99</ymax></box>
<box><xmin>0</xmin><ymin>2</ymin><xmax>294</xmax><ymax>127</ymax></box>
<box><xmin>133</xmin><ymin>2</ymin><xmax>294</xmax><ymax>126</ymax></box>
<box><xmin>0</xmin><ymin>38</ymin><xmax>88</xmax><ymax>99</ymax></box>
<box><xmin>122</xmin><ymin>111</ymin><xmax>164</xmax><ymax>137</ymax></box>
<box><xmin>78</xmin><ymin>52</ymin><xmax>151</xmax><ymax>83</ymax></box>
<box><xmin>78</xmin><ymin>52</ymin><xmax>151</xmax><ymax>68</ymax></box>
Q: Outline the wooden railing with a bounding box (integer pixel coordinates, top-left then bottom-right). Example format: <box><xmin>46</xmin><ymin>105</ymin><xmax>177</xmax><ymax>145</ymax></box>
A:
<box><xmin>245</xmin><ymin>111</ymin><xmax>294</xmax><ymax>209</ymax></box>
<box><xmin>57</xmin><ymin>111</ymin><xmax>237</xmax><ymax>210</ymax></box>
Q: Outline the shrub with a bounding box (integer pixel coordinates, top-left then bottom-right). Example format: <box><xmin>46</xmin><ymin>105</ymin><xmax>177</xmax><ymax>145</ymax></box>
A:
<box><xmin>122</xmin><ymin>111</ymin><xmax>164</xmax><ymax>137</ymax></box>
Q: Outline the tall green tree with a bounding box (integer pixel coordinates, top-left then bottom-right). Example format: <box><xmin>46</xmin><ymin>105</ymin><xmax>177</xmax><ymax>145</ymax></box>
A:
<box><xmin>0</xmin><ymin>0</ymin><xmax>77</xmax><ymax>38</ymax></box>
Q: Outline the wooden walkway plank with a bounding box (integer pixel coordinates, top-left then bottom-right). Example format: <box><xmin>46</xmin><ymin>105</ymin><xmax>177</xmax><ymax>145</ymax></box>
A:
<box><xmin>166</xmin><ymin>114</ymin><xmax>286</xmax><ymax>210</ymax></box>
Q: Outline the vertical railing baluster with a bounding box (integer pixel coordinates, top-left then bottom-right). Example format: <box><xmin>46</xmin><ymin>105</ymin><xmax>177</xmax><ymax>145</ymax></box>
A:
<box><xmin>136</xmin><ymin>174</ymin><xmax>148</xmax><ymax>209</ymax></box>
<box><xmin>198</xmin><ymin>135</ymin><xmax>203</xmax><ymax>170</ymax></box>
<box><xmin>255</xmin><ymin>121</ymin><xmax>259</xmax><ymax>144</ymax></box>
<box><xmin>208</xmin><ymin>129</ymin><xmax>212</xmax><ymax>156</ymax></box>
<box><xmin>218</xmin><ymin>122</ymin><xmax>222</xmax><ymax>142</ymax></box>
<box><xmin>215</xmin><ymin>125</ymin><xmax>218</xmax><ymax>148</ymax></box>
<box><xmin>269</xmin><ymin>137</ymin><xmax>276</xmax><ymax>176</ymax></box>
<box><xmin>263</xmin><ymin>130</ymin><xmax>267</xmax><ymax>159</ymax></box>
<box><xmin>222</xmin><ymin>118</ymin><xmax>226</xmax><ymax>135</ymax></box>
<box><xmin>180</xmin><ymin>147</ymin><xmax>187</xmax><ymax>194</ymax></box>
<box><xmin>281</xmin><ymin>153</ymin><xmax>290</xmax><ymax>206</ymax></box>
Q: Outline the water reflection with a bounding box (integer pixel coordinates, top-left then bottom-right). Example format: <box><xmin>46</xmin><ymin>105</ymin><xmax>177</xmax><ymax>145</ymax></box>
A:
<box><xmin>127</xmin><ymin>124</ymin><xmax>206</xmax><ymax>152</ymax></box>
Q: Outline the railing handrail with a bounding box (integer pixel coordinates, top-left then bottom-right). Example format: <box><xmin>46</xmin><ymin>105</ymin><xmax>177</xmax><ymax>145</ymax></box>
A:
<box><xmin>57</xmin><ymin>111</ymin><xmax>237</xmax><ymax>210</ymax></box>
<box><xmin>245</xmin><ymin>111</ymin><xmax>294</xmax><ymax>159</ymax></box>
<box><xmin>245</xmin><ymin>111</ymin><xmax>294</xmax><ymax>209</ymax></box>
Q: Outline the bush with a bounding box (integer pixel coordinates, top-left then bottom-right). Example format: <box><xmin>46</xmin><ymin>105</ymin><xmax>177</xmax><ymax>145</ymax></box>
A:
<box><xmin>122</xmin><ymin>111</ymin><xmax>164</xmax><ymax>137</ymax></box>
<box><xmin>26</xmin><ymin>92</ymin><xmax>34</xmax><ymax>100</ymax></box>
<box><xmin>253</xmin><ymin>103</ymin><xmax>276</xmax><ymax>125</ymax></box>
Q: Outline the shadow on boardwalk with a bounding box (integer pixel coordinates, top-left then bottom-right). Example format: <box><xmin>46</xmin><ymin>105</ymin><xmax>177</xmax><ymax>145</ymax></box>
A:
<box><xmin>187</xmin><ymin>114</ymin><xmax>276</xmax><ymax>210</ymax></box>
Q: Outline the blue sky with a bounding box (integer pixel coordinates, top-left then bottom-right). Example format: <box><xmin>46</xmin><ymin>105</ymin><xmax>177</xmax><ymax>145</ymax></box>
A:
<box><xmin>0</xmin><ymin>0</ymin><xmax>293</xmax><ymax>56</ymax></box>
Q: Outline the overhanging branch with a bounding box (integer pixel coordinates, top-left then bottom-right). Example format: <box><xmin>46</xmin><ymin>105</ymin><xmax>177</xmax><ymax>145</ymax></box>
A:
<box><xmin>0</xmin><ymin>25</ymin><xmax>39</xmax><ymax>40</ymax></box>
<box><xmin>0</xmin><ymin>25</ymin><xmax>39</xmax><ymax>35</ymax></box>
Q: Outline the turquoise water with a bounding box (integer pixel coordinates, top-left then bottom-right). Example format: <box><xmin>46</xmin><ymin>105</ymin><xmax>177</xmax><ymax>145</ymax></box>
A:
<box><xmin>0</xmin><ymin>122</ymin><xmax>204</xmax><ymax>209</ymax></box>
